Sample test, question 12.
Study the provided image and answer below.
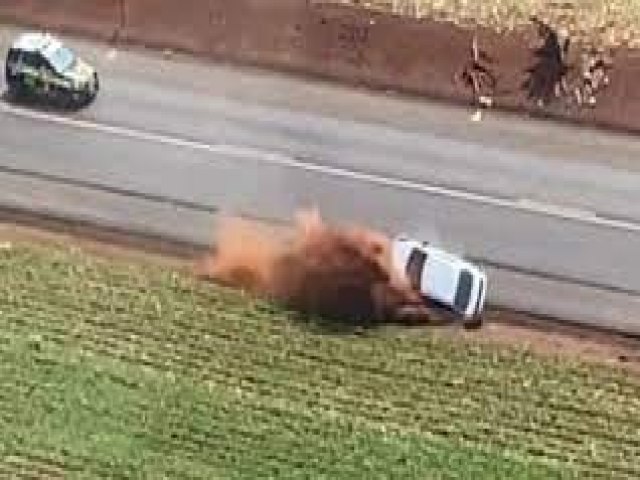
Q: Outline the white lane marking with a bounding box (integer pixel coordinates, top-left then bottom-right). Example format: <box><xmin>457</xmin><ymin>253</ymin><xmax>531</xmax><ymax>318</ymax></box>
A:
<box><xmin>106</xmin><ymin>49</ymin><xmax>118</xmax><ymax>60</ymax></box>
<box><xmin>516</xmin><ymin>198</ymin><xmax>599</xmax><ymax>221</ymax></box>
<box><xmin>2</xmin><ymin>101</ymin><xmax>640</xmax><ymax>233</ymax></box>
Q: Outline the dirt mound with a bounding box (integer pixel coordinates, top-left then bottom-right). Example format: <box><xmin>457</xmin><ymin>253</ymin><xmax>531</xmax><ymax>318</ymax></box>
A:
<box><xmin>196</xmin><ymin>210</ymin><xmax>432</xmax><ymax>326</ymax></box>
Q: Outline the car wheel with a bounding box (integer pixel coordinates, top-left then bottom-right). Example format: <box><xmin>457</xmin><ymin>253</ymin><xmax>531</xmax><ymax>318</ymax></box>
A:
<box><xmin>86</xmin><ymin>74</ymin><xmax>100</xmax><ymax>105</ymax></box>
<box><xmin>86</xmin><ymin>87</ymin><xmax>98</xmax><ymax>103</ymax></box>
<box><xmin>56</xmin><ymin>88</ymin><xmax>79</xmax><ymax>110</ymax></box>
<box><xmin>51</xmin><ymin>86</ymin><xmax>70</xmax><ymax>108</ymax></box>
<box><xmin>6</xmin><ymin>77</ymin><xmax>26</xmax><ymax>101</ymax></box>
<box><xmin>64</xmin><ymin>89</ymin><xmax>89</xmax><ymax>109</ymax></box>
<box><xmin>77</xmin><ymin>89</ymin><xmax>96</xmax><ymax>108</ymax></box>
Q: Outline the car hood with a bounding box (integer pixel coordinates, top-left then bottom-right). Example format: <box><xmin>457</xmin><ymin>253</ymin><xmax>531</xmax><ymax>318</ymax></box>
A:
<box><xmin>63</xmin><ymin>58</ymin><xmax>95</xmax><ymax>83</ymax></box>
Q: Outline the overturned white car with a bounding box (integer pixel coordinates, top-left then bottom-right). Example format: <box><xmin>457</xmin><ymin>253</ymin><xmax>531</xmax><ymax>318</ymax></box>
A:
<box><xmin>391</xmin><ymin>235</ymin><xmax>487</xmax><ymax>326</ymax></box>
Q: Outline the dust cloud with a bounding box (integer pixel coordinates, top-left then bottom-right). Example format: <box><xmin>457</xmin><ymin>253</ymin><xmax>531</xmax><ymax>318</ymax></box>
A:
<box><xmin>195</xmin><ymin>209</ymin><xmax>433</xmax><ymax>326</ymax></box>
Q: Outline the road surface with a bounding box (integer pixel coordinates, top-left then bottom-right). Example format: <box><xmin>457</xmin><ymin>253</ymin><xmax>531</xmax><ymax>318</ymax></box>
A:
<box><xmin>0</xmin><ymin>25</ymin><xmax>639</xmax><ymax>334</ymax></box>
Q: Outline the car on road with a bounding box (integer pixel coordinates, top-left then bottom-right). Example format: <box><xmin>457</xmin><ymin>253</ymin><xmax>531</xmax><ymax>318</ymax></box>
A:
<box><xmin>5</xmin><ymin>32</ymin><xmax>99</xmax><ymax>109</ymax></box>
<box><xmin>391</xmin><ymin>235</ymin><xmax>487</xmax><ymax>327</ymax></box>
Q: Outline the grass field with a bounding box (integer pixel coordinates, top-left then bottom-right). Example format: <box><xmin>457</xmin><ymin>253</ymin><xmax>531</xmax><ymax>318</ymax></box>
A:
<box><xmin>1</xmin><ymin>241</ymin><xmax>640</xmax><ymax>479</ymax></box>
<box><xmin>336</xmin><ymin>0</ymin><xmax>640</xmax><ymax>48</ymax></box>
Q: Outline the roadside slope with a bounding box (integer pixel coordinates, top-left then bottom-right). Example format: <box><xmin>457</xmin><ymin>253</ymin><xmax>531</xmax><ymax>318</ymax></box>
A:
<box><xmin>1</xmin><ymin>239</ymin><xmax>639</xmax><ymax>478</ymax></box>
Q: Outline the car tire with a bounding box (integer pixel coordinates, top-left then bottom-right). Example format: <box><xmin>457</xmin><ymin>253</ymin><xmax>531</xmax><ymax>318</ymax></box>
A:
<box><xmin>59</xmin><ymin>88</ymin><xmax>84</xmax><ymax>110</ymax></box>
<box><xmin>70</xmin><ymin>91</ymin><xmax>84</xmax><ymax>109</ymax></box>
<box><xmin>85</xmin><ymin>74</ymin><xmax>100</xmax><ymax>105</ymax></box>
<box><xmin>61</xmin><ymin>90</ymin><xmax>85</xmax><ymax>110</ymax></box>
<box><xmin>6</xmin><ymin>77</ymin><xmax>26</xmax><ymax>101</ymax></box>
<box><xmin>51</xmin><ymin>86</ymin><xmax>71</xmax><ymax>109</ymax></box>
<box><xmin>78</xmin><ymin>89</ymin><xmax>97</xmax><ymax>108</ymax></box>
<box><xmin>86</xmin><ymin>87</ymin><xmax>98</xmax><ymax>103</ymax></box>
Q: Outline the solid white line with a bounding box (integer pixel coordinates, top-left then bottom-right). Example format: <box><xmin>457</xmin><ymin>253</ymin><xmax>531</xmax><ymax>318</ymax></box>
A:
<box><xmin>516</xmin><ymin>198</ymin><xmax>599</xmax><ymax>221</ymax></box>
<box><xmin>3</xmin><ymin>101</ymin><xmax>640</xmax><ymax>233</ymax></box>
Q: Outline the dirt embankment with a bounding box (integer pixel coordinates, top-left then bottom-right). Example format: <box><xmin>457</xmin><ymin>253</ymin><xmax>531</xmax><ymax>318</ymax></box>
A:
<box><xmin>195</xmin><ymin>210</ymin><xmax>432</xmax><ymax>327</ymax></box>
<box><xmin>2</xmin><ymin>1</ymin><xmax>640</xmax><ymax>133</ymax></box>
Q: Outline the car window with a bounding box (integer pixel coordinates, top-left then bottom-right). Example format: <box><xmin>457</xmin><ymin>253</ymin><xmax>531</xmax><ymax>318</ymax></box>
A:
<box><xmin>21</xmin><ymin>51</ymin><xmax>39</xmax><ymax>68</ymax></box>
<box><xmin>35</xmin><ymin>54</ymin><xmax>49</xmax><ymax>71</ymax></box>
<box><xmin>44</xmin><ymin>45</ymin><xmax>75</xmax><ymax>73</ymax></box>
<box><xmin>406</xmin><ymin>248</ymin><xmax>427</xmax><ymax>290</ymax></box>
<box><xmin>453</xmin><ymin>269</ymin><xmax>474</xmax><ymax>313</ymax></box>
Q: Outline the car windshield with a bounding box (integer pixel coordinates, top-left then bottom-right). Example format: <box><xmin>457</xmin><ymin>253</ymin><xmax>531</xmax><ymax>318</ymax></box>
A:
<box><xmin>453</xmin><ymin>269</ymin><xmax>474</xmax><ymax>313</ymax></box>
<box><xmin>45</xmin><ymin>45</ymin><xmax>76</xmax><ymax>73</ymax></box>
<box><xmin>405</xmin><ymin>248</ymin><xmax>427</xmax><ymax>291</ymax></box>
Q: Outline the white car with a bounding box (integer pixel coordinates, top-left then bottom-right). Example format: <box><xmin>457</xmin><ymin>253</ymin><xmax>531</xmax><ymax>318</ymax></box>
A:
<box><xmin>391</xmin><ymin>235</ymin><xmax>487</xmax><ymax>324</ymax></box>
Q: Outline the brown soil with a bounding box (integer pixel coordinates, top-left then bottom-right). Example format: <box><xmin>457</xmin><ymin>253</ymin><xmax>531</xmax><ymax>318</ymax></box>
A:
<box><xmin>468</xmin><ymin>312</ymin><xmax>640</xmax><ymax>374</ymax></box>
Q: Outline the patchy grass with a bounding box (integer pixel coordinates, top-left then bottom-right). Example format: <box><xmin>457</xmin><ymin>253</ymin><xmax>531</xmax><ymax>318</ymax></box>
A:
<box><xmin>1</xmin><ymin>241</ymin><xmax>639</xmax><ymax>478</ymax></box>
<box><xmin>334</xmin><ymin>0</ymin><xmax>640</xmax><ymax>48</ymax></box>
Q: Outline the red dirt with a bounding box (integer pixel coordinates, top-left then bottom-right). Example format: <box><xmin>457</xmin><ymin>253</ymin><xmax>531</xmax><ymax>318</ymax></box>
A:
<box><xmin>195</xmin><ymin>210</ymin><xmax>432</xmax><ymax>326</ymax></box>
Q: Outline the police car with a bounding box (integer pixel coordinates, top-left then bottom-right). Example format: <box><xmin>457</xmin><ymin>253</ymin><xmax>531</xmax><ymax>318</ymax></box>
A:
<box><xmin>5</xmin><ymin>32</ymin><xmax>99</xmax><ymax>108</ymax></box>
<box><xmin>391</xmin><ymin>235</ymin><xmax>487</xmax><ymax>327</ymax></box>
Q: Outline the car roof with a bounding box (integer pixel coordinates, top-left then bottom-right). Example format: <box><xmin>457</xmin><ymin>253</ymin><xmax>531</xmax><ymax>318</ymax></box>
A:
<box><xmin>11</xmin><ymin>32</ymin><xmax>63</xmax><ymax>54</ymax></box>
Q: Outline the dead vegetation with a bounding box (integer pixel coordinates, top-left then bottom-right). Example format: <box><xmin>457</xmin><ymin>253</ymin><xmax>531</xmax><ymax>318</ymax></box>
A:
<box><xmin>523</xmin><ymin>16</ymin><xmax>613</xmax><ymax>110</ymax></box>
<box><xmin>455</xmin><ymin>34</ymin><xmax>497</xmax><ymax>110</ymax></box>
<box><xmin>319</xmin><ymin>1</ymin><xmax>617</xmax><ymax>114</ymax></box>
<box><xmin>334</xmin><ymin>0</ymin><xmax>640</xmax><ymax>50</ymax></box>
<box><xmin>451</xmin><ymin>17</ymin><xmax>613</xmax><ymax>113</ymax></box>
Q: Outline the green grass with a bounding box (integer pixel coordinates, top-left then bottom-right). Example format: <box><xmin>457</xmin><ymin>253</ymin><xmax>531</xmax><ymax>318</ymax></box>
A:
<box><xmin>336</xmin><ymin>0</ymin><xmax>640</xmax><ymax>49</ymax></box>
<box><xmin>1</xmin><ymin>242</ymin><xmax>639</xmax><ymax>479</ymax></box>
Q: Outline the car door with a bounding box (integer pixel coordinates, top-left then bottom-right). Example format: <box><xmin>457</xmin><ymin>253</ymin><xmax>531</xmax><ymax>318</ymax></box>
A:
<box><xmin>34</xmin><ymin>54</ymin><xmax>57</xmax><ymax>96</ymax></box>
<box><xmin>19</xmin><ymin>51</ymin><xmax>40</xmax><ymax>90</ymax></box>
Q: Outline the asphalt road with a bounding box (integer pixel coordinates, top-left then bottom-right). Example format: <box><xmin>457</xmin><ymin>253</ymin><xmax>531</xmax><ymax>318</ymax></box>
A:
<box><xmin>1</xmin><ymin>25</ymin><xmax>640</xmax><ymax>334</ymax></box>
